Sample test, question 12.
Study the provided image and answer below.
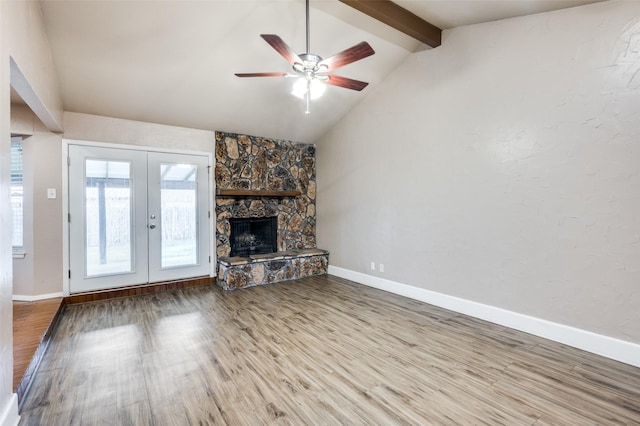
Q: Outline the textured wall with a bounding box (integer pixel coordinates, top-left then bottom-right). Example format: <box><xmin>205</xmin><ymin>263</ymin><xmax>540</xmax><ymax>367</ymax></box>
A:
<box><xmin>63</xmin><ymin>112</ymin><xmax>215</xmax><ymax>153</ymax></box>
<box><xmin>317</xmin><ymin>1</ymin><xmax>640</xmax><ymax>344</ymax></box>
<box><xmin>1</xmin><ymin>0</ymin><xmax>64</xmax><ymax>421</ymax></box>
<box><xmin>215</xmin><ymin>132</ymin><xmax>317</xmax><ymax>258</ymax></box>
<box><xmin>0</xmin><ymin>48</ymin><xmax>14</xmax><ymax>423</ymax></box>
<box><xmin>11</xmin><ymin>105</ymin><xmax>63</xmax><ymax>298</ymax></box>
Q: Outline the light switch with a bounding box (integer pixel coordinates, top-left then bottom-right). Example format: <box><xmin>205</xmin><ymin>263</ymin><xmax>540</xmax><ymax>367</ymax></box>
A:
<box><xmin>47</xmin><ymin>188</ymin><xmax>57</xmax><ymax>199</ymax></box>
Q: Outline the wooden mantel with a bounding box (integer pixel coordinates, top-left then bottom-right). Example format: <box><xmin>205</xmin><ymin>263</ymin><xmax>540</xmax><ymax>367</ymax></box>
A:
<box><xmin>215</xmin><ymin>188</ymin><xmax>302</xmax><ymax>198</ymax></box>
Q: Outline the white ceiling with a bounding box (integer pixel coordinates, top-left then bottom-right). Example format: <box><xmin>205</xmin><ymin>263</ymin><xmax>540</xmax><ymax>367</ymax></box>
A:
<box><xmin>38</xmin><ymin>0</ymin><xmax>604</xmax><ymax>143</ymax></box>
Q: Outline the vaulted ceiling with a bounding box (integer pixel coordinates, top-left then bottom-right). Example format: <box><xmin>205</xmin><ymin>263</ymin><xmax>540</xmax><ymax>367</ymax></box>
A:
<box><xmin>38</xmin><ymin>0</ymin><xmax>604</xmax><ymax>143</ymax></box>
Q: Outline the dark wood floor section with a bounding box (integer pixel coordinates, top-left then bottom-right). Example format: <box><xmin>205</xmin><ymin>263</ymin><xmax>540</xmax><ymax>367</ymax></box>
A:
<box><xmin>63</xmin><ymin>276</ymin><xmax>215</xmax><ymax>305</ymax></box>
<box><xmin>13</xmin><ymin>298</ymin><xmax>63</xmax><ymax>391</ymax></box>
<box><xmin>19</xmin><ymin>276</ymin><xmax>640</xmax><ymax>425</ymax></box>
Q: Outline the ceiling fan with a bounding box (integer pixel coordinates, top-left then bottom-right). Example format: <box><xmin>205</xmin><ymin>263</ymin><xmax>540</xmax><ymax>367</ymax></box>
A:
<box><xmin>235</xmin><ymin>0</ymin><xmax>375</xmax><ymax>115</ymax></box>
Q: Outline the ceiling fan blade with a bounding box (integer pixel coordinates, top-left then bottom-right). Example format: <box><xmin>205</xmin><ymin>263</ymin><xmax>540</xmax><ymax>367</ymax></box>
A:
<box><xmin>260</xmin><ymin>34</ymin><xmax>303</xmax><ymax>65</ymax></box>
<box><xmin>235</xmin><ymin>72</ymin><xmax>288</xmax><ymax>78</ymax></box>
<box><xmin>325</xmin><ymin>75</ymin><xmax>369</xmax><ymax>91</ymax></box>
<box><xmin>319</xmin><ymin>42</ymin><xmax>375</xmax><ymax>71</ymax></box>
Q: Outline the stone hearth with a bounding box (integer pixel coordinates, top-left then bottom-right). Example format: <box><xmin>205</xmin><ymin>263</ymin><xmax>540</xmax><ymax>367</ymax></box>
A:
<box><xmin>217</xmin><ymin>249</ymin><xmax>329</xmax><ymax>290</ymax></box>
<box><xmin>215</xmin><ymin>131</ymin><xmax>328</xmax><ymax>290</ymax></box>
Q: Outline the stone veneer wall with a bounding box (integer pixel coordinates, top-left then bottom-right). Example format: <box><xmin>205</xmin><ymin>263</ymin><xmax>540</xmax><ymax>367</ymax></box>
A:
<box><xmin>215</xmin><ymin>131</ymin><xmax>317</xmax><ymax>259</ymax></box>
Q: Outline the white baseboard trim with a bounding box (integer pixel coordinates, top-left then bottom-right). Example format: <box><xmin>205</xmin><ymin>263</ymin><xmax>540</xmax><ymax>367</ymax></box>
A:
<box><xmin>328</xmin><ymin>266</ymin><xmax>640</xmax><ymax>368</ymax></box>
<box><xmin>13</xmin><ymin>292</ymin><xmax>64</xmax><ymax>302</ymax></box>
<box><xmin>0</xmin><ymin>393</ymin><xmax>20</xmax><ymax>426</ymax></box>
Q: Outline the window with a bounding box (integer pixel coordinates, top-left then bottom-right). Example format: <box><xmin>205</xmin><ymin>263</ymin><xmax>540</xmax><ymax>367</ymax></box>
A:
<box><xmin>11</xmin><ymin>136</ymin><xmax>23</xmax><ymax>251</ymax></box>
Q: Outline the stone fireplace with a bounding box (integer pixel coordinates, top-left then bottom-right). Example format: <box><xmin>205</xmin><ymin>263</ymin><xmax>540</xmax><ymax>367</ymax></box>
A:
<box><xmin>215</xmin><ymin>131</ymin><xmax>328</xmax><ymax>290</ymax></box>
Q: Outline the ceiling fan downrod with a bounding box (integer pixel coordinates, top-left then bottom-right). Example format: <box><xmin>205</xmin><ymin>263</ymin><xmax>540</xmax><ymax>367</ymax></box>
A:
<box><xmin>303</xmin><ymin>0</ymin><xmax>314</xmax><ymax>116</ymax></box>
<box><xmin>305</xmin><ymin>0</ymin><xmax>310</xmax><ymax>55</ymax></box>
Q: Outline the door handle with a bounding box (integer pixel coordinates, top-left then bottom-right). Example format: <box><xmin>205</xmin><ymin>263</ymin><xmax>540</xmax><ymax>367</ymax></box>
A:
<box><xmin>149</xmin><ymin>224</ymin><xmax>156</xmax><ymax>229</ymax></box>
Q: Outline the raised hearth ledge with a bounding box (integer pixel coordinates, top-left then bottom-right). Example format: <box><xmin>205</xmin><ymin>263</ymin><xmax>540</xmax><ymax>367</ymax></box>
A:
<box><xmin>217</xmin><ymin>248</ymin><xmax>329</xmax><ymax>290</ymax></box>
<box><xmin>219</xmin><ymin>248</ymin><xmax>328</xmax><ymax>266</ymax></box>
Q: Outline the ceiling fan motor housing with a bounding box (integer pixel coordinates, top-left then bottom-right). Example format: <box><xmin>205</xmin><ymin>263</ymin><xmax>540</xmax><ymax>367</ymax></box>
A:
<box><xmin>294</xmin><ymin>53</ymin><xmax>328</xmax><ymax>79</ymax></box>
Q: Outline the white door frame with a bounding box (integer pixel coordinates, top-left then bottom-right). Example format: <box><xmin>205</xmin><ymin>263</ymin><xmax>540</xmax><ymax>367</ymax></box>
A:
<box><xmin>61</xmin><ymin>139</ymin><xmax>215</xmax><ymax>297</ymax></box>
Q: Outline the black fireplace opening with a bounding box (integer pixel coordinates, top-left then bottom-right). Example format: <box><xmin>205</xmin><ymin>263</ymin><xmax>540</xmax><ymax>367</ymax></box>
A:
<box><xmin>229</xmin><ymin>216</ymin><xmax>277</xmax><ymax>257</ymax></box>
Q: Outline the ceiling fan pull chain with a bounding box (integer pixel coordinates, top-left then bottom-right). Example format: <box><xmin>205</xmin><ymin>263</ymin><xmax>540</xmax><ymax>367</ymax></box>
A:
<box><xmin>305</xmin><ymin>80</ymin><xmax>311</xmax><ymax>115</ymax></box>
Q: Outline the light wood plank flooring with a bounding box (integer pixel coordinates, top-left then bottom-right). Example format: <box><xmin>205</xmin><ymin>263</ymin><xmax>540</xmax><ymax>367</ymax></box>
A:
<box><xmin>19</xmin><ymin>275</ymin><xmax>640</xmax><ymax>425</ymax></box>
<box><xmin>13</xmin><ymin>298</ymin><xmax>63</xmax><ymax>390</ymax></box>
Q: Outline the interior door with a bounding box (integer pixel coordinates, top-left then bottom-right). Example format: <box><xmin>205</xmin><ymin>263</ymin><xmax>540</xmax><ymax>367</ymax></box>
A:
<box><xmin>69</xmin><ymin>145</ymin><xmax>149</xmax><ymax>292</ymax></box>
<box><xmin>68</xmin><ymin>144</ymin><xmax>210</xmax><ymax>293</ymax></box>
<box><xmin>147</xmin><ymin>151</ymin><xmax>210</xmax><ymax>282</ymax></box>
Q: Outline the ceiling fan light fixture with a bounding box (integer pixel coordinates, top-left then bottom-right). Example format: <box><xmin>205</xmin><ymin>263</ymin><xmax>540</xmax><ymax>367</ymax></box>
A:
<box><xmin>292</xmin><ymin>77</ymin><xmax>326</xmax><ymax>100</ymax></box>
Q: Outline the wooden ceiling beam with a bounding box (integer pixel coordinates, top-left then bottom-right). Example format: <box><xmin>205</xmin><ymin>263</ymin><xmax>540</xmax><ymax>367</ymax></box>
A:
<box><xmin>338</xmin><ymin>0</ymin><xmax>442</xmax><ymax>48</ymax></box>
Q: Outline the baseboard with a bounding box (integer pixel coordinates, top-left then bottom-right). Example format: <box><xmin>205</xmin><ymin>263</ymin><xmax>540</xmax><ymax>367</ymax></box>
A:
<box><xmin>13</xmin><ymin>292</ymin><xmax>64</xmax><ymax>302</ymax></box>
<box><xmin>0</xmin><ymin>393</ymin><xmax>20</xmax><ymax>426</ymax></box>
<box><xmin>328</xmin><ymin>265</ymin><xmax>640</xmax><ymax>368</ymax></box>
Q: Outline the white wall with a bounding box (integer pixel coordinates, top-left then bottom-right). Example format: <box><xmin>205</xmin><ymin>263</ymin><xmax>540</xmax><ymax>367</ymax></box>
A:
<box><xmin>0</xmin><ymin>23</ymin><xmax>17</xmax><ymax>425</ymax></box>
<box><xmin>1</xmin><ymin>0</ymin><xmax>63</xmax><ymax>423</ymax></box>
<box><xmin>317</xmin><ymin>0</ymin><xmax>640</xmax><ymax>347</ymax></box>
<box><xmin>63</xmin><ymin>112</ymin><xmax>215</xmax><ymax>153</ymax></box>
<box><xmin>12</xmin><ymin>105</ymin><xmax>63</xmax><ymax>299</ymax></box>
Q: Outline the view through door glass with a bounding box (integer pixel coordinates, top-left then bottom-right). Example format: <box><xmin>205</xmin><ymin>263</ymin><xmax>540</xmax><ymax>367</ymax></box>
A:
<box><xmin>85</xmin><ymin>158</ymin><xmax>134</xmax><ymax>276</ymax></box>
<box><xmin>160</xmin><ymin>163</ymin><xmax>198</xmax><ymax>267</ymax></box>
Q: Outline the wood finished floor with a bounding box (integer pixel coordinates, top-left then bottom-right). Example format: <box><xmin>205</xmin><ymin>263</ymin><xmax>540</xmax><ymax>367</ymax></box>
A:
<box><xmin>13</xmin><ymin>298</ymin><xmax>63</xmax><ymax>390</ymax></box>
<box><xmin>19</xmin><ymin>275</ymin><xmax>640</xmax><ymax>425</ymax></box>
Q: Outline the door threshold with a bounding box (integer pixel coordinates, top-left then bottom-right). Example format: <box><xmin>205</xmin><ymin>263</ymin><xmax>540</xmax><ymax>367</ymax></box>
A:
<box><xmin>65</xmin><ymin>276</ymin><xmax>215</xmax><ymax>304</ymax></box>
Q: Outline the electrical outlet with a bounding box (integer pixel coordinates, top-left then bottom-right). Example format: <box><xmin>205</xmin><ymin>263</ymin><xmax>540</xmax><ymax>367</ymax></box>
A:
<box><xmin>379</xmin><ymin>263</ymin><xmax>385</xmax><ymax>273</ymax></box>
<box><xmin>370</xmin><ymin>262</ymin><xmax>375</xmax><ymax>271</ymax></box>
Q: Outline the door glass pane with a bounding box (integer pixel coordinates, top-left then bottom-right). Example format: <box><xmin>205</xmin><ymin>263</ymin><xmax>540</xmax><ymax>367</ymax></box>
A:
<box><xmin>160</xmin><ymin>163</ymin><xmax>198</xmax><ymax>268</ymax></box>
<box><xmin>85</xmin><ymin>159</ymin><xmax>133</xmax><ymax>276</ymax></box>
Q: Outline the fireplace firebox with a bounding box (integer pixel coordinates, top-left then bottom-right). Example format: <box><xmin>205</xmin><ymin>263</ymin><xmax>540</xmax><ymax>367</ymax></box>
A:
<box><xmin>229</xmin><ymin>217</ymin><xmax>277</xmax><ymax>257</ymax></box>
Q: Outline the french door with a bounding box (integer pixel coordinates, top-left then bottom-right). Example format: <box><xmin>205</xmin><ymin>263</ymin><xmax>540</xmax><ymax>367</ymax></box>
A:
<box><xmin>68</xmin><ymin>145</ymin><xmax>210</xmax><ymax>293</ymax></box>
